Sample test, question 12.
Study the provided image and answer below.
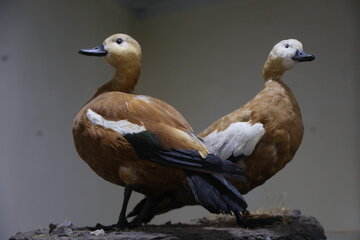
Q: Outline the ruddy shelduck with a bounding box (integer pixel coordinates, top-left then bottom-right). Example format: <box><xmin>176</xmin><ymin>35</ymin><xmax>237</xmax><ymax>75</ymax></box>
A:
<box><xmin>130</xmin><ymin>39</ymin><xmax>315</xmax><ymax>223</ymax></box>
<box><xmin>72</xmin><ymin>34</ymin><xmax>247</xmax><ymax>229</ymax></box>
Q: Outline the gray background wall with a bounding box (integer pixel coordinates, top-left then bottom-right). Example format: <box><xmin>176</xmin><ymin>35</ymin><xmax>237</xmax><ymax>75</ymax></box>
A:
<box><xmin>0</xmin><ymin>0</ymin><xmax>359</xmax><ymax>239</ymax></box>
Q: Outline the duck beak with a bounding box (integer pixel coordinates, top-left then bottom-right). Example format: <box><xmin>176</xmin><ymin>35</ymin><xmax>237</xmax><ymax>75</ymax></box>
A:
<box><xmin>79</xmin><ymin>44</ymin><xmax>107</xmax><ymax>56</ymax></box>
<box><xmin>292</xmin><ymin>49</ymin><xmax>315</xmax><ymax>62</ymax></box>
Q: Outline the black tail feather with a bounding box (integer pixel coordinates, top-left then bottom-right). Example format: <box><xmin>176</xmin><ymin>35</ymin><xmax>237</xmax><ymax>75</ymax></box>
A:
<box><xmin>187</xmin><ymin>172</ymin><xmax>248</xmax><ymax>214</ymax></box>
<box><xmin>149</xmin><ymin>149</ymin><xmax>246</xmax><ymax>182</ymax></box>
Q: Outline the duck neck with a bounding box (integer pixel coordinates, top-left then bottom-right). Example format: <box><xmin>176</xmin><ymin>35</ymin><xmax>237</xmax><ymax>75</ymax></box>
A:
<box><xmin>262</xmin><ymin>56</ymin><xmax>286</xmax><ymax>82</ymax></box>
<box><xmin>263</xmin><ymin>58</ymin><xmax>295</xmax><ymax>101</ymax></box>
<box><xmin>91</xmin><ymin>63</ymin><xmax>140</xmax><ymax>100</ymax></box>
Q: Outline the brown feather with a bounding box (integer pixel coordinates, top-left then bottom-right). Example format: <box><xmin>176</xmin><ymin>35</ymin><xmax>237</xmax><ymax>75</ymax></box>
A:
<box><xmin>73</xmin><ymin>91</ymin><xmax>210</xmax><ymax>195</ymax></box>
<box><xmin>132</xmin><ymin>39</ymin><xmax>313</xmax><ymax>217</ymax></box>
<box><xmin>200</xmin><ymin>79</ymin><xmax>303</xmax><ymax>193</ymax></box>
<box><xmin>73</xmin><ymin>34</ymin><xmax>208</xmax><ymax>196</ymax></box>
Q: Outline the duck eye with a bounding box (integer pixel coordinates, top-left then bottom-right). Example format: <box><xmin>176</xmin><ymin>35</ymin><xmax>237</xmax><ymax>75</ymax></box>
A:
<box><xmin>116</xmin><ymin>38</ymin><xmax>123</xmax><ymax>44</ymax></box>
<box><xmin>285</xmin><ymin>44</ymin><xmax>290</xmax><ymax>48</ymax></box>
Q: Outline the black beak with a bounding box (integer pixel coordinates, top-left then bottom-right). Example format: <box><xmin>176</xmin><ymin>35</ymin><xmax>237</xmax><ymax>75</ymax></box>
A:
<box><xmin>79</xmin><ymin>44</ymin><xmax>107</xmax><ymax>56</ymax></box>
<box><xmin>292</xmin><ymin>49</ymin><xmax>315</xmax><ymax>62</ymax></box>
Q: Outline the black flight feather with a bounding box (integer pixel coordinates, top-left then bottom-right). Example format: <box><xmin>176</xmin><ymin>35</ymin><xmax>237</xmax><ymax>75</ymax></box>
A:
<box><xmin>124</xmin><ymin>131</ymin><xmax>248</xmax><ymax>216</ymax></box>
<box><xmin>124</xmin><ymin>132</ymin><xmax>245</xmax><ymax>182</ymax></box>
<box><xmin>186</xmin><ymin>172</ymin><xmax>248</xmax><ymax>214</ymax></box>
<box><xmin>149</xmin><ymin>149</ymin><xmax>245</xmax><ymax>182</ymax></box>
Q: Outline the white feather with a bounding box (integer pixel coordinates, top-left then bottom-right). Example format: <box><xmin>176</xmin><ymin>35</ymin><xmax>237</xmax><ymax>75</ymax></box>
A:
<box><xmin>134</xmin><ymin>95</ymin><xmax>151</xmax><ymax>103</ymax></box>
<box><xmin>203</xmin><ymin>122</ymin><xmax>265</xmax><ymax>160</ymax></box>
<box><xmin>86</xmin><ymin>108</ymin><xmax>146</xmax><ymax>135</ymax></box>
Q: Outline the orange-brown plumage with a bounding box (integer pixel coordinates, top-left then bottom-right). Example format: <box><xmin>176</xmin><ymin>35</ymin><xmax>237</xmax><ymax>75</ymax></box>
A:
<box><xmin>73</xmin><ymin>33</ymin><xmax>247</xmax><ymax>229</ymax></box>
<box><xmin>200</xmin><ymin>79</ymin><xmax>304</xmax><ymax>193</ymax></box>
<box><xmin>201</xmin><ymin>39</ymin><xmax>314</xmax><ymax>193</ymax></box>
<box><xmin>130</xmin><ymin>39</ymin><xmax>315</xmax><ymax>221</ymax></box>
<box><xmin>73</xmin><ymin>92</ymin><xmax>208</xmax><ymax>194</ymax></box>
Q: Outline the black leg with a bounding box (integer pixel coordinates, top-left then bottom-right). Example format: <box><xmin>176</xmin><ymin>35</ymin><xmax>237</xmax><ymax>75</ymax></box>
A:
<box><xmin>89</xmin><ymin>185</ymin><xmax>133</xmax><ymax>231</ymax></box>
<box><xmin>129</xmin><ymin>197</ymin><xmax>154</xmax><ymax>228</ymax></box>
<box><xmin>127</xmin><ymin>197</ymin><xmax>149</xmax><ymax>218</ymax></box>
<box><xmin>129</xmin><ymin>193</ymin><xmax>165</xmax><ymax>228</ymax></box>
<box><xmin>127</xmin><ymin>198</ymin><xmax>155</xmax><ymax>225</ymax></box>
<box><xmin>116</xmin><ymin>185</ymin><xmax>132</xmax><ymax>228</ymax></box>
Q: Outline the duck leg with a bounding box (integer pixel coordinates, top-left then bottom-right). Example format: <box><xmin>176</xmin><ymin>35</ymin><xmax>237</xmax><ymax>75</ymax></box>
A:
<box><xmin>89</xmin><ymin>185</ymin><xmax>133</xmax><ymax>231</ymax></box>
<box><xmin>116</xmin><ymin>185</ymin><xmax>133</xmax><ymax>228</ymax></box>
<box><xmin>128</xmin><ymin>193</ymin><xmax>166</xmax><ymax>228</ymax></box>
<box><xmin>127</xmin><ymin>197</ymin><xmax>154</xmax><ymax>224</ymax></box>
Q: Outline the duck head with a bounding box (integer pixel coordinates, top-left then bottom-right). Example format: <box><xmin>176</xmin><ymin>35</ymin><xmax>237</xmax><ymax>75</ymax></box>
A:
<box><xmin>79</xmin><ymin>33</ymin><xmax>142</xmax><ymax>95</ymax></box>
<box><xmin>263</xmin><ymin>39</ymin><xmax>315</xmax><ymax>81</ymax></box>
<box><xmin>79</xmin><ymin>33</ymin><xmax>141</xmax><ymax>70</ymax></box>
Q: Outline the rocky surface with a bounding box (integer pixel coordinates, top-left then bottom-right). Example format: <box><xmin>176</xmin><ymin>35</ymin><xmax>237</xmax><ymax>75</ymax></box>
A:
<box><xmin>9</xmin><ymin>209</ymin><xmax>326</xmax><ymax>240</ymax></box>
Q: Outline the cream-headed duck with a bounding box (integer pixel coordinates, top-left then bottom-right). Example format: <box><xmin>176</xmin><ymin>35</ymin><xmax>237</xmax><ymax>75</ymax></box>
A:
<box><xmin>73</xmin><ymin>34</ymin><xmax>247</xmax><ymax>229</ymax></box>
<box><xmin>130</xmin><ymin>39</ymin><xmax>315</xmax><ymax>225</ymax></box>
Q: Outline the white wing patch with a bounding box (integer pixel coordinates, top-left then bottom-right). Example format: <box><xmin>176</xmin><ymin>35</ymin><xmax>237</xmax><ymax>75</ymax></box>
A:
<box><xmin>134</xmin><ymin>95</ymin><xmax>151</xmax><ymax>103</ymax></box>
<box><xmin>203</xmin><ymin>122</ymin><xmax>265</xmax><ymax>160</ymax></box>
<box><xmin>86</xmin><ymin>108</ymin><xmax>146</xmax><ymax>135</ymax></box>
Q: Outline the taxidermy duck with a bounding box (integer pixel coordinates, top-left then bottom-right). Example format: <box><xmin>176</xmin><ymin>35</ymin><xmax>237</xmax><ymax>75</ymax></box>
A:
<box><xmin>201</xmin><ymin>39</ymin><xmax>315</xmax><ymax>193</ymax></box>
<box><xmin>72</xmin><ymin>33</ymin><xmax>247</xmax><ymax>230</ymax></box>
<box><xmin>129</xmin><ymin>39</ymin><xmax>315</xmax><ymax>223</ymax></box>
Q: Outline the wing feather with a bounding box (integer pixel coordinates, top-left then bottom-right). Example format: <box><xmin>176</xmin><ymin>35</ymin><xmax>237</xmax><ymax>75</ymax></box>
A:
<box><xmin>203</xmin><ymin>122</ymin><xmax>265</xmax><ymax>160</ymax></box>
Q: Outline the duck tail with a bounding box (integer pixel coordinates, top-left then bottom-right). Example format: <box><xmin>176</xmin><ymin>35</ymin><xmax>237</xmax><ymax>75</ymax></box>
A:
<box><xmin>186</xmin><ymin>172</ymin><xmax>248</xmax><ymax>214</ymax></box>
<box><xmin>150</xmin><ymin>149</ymin><xmax>246</xmax><ymax>182</ymax></box>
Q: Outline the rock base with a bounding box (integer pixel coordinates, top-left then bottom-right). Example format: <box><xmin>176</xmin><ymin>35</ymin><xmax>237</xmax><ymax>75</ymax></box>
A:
<box><xmin>10</xmin><ymin>209</ymin><xmax>326</xmax><ymax>240</ymax></box>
